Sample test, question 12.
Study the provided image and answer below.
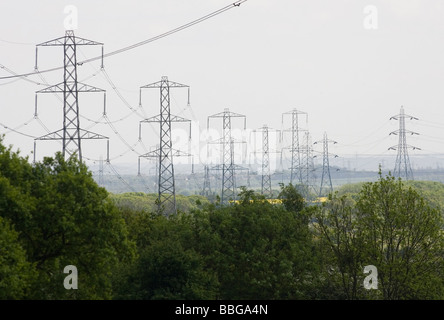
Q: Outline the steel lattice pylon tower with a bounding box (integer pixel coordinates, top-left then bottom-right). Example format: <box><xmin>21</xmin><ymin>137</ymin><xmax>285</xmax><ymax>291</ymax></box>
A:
<box><xmin>34</xmin><ymin>30</ymin><xmax>108</xmax><ymax>162</ymax></box>
<box><xmin>389</xmin><ymin>106</ymin><xmax>419</xmax><ymax>180</ymax></box>
<box><xmin>201</xmin><ymin>165</ymin><xmax>212</xmax><ymax>197</ymax></box>
<box><xmin>208</xmin><ymin>108</ymin><xmax>246</xmax><ymax>205</ymax></box>
<box><xmin>282</xmin><ymin>109</ymin><xmax>308</xmax><ymax>185</ymax></box>
<box><xmin>261</xmin><ymin>125</ymin><xmax>272</xmax><ymax>197</ymax></box>
<box><xmin>315</xmin><ymin>132</ymin><xmax>337</xmax><ymax>197</ymax></box>
<box><xmin>252</xmin><ymin>124</ymin><xmax>280</xmax><ymax>198</ymax></box>
<box><xmin>138</xmin><ymin>76</ymin><xmax>191</xmax><ymax>215</ymax></box>
<box><xmin>301</xmin><ymin>131</ymin><xmax>316</xmax><ymax>198</ymax></box>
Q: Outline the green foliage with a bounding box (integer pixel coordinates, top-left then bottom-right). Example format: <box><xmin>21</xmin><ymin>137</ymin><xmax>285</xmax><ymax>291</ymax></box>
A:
<box><xmin>404</xmin><ymin>180</ymin><xmax>444</xmax><ymax>210</ymax></box>
<box><xmin>278</xmin><ymin>183</ymin><xmax>305</xmax><ymax>213</ymax></box>
<box><xmin>313</xmin><ymin>194</ymin><xmax>369</xmax><ymax>299</ymax></box>
<box><xmin>113</xmin><ymin>211</ymin><xmax>218</xmax><ymax>299</ymax></box>
<box><xmin>3</xmin><ymin>132</ymin><xmax>444</xmax><ymax>301</ymax></box>
<box><xmin>0</xmin><ymin>216</ymin><xmax>37</xmax><ymax>299</ymax></box>
<box><xmin>109</xmin><ymin>192</ymin><xmax>209</xmax><ymax>213</ymax></box>
<box><xmin>198</xmin><ymin>187</ymin><xmax>316</xmax><ymax>299</ymax></box>
<box><xmin>335</xmin><ymin>182</ymin><xmax>366</xmax><ymax>200</ymax></box>
<box><xmin>356</xmin><ymin>175</ymin><xmax>444</xmax><ymax>299</ymax></box>
<box><xmin>0</xmin><ymin>137</ymin><xmax>135</xmax><ymax>299</ymax></box>
<box><xmin>314</xmin><ymin>173</ymin><xmax>444</xmax><ymax>300</ymax></box>
<box><xmin>113</xmin><ymin>186</ymin><xmax>317</xmax><ymax>300</ymax></box>
<box><xmin>336</xmin><ymin>179</ymin><xmax>444</xmax><ymax>210</ymax></box>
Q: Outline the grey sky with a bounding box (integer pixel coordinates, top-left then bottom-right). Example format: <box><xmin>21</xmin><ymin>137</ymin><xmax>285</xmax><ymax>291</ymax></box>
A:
<box><xmin>1</xmin><ymin>0</ymin><xmax>444</xmax><ymax>172</ymax></box>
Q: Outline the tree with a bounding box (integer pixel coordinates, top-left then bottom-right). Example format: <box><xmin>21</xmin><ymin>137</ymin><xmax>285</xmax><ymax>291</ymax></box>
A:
<box><xmin>313</xmin><ymin>194</ymin><xmax>368</xmax><ymax>299</ymax></box>
<box><xmin>192</xmin><ymin>187</ymin><xmax>316</xmax><ymax>299</ymax></box>
<box><xmin>112</xmin><ymin>211</ymin><xmax>218</xmax><ymax>300</ymax></box>
<box><xmin>0</xmin><ymin>216</ymin><xmax>36</xmax><ymax>299</ymax></box>
<box><xmin>356</xmin><ymin>173</ymin><xmax>444</xmax><ymax>299</ymax></box>
<box><xmin>313</xmin><ymin>172</ymin><xmax>444</xmax><ymax>299</ymax></box>
<box><xmin>0</xmin><ymin>137</ymin><xmax>135</xmax><ymax>299</ymax></box>
<box><xmin>113</xmin><ymin>186</ymin><xmax>319</xmax><ymax>300</ymax></box>
<box><xmin>278</xmin><ymin>183</ymin><xmax>305</xmax><ymax>213</ymax></box>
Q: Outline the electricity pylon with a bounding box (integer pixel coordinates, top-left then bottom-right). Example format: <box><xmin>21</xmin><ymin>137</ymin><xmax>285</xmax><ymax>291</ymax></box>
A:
<box><xmin>314</xmin><ymin>132</ymin><xmax>337</xmax><ymax>197</ymax></box>
<box><xmin>252</xmin><ymin>124</ymin><xmax>280</xmax><ymax>198</ymax></box>
<box><xmin>208</xmin><ymin>108</ymin><xmax>247</xmax><ymax>205</ymax></box>
<box><xmin>201</xmin><ymin>165</ymin><xmax>212</xmax><ymax>197</ymax></box>
<box><xmin>261</xmin><ymin>125</ymin><xmax>272</xmax><ymax>197</ymax></box>
<box><xmin>301</xmin><ymin>131</ymin><xmax>316</xmax><ymax>198</ymax></box>
<box><xmin>34</xmin><ymin>30</ymin><xmax>108</xmax><ymax>162</ymax></box>
<box><xmin>138</xmin><ymin>76</ymin><xmax>191</xmax><ymax>216</ymax></box>
<box><xmin>281</xmin><ymin>109</ymin><xmax>308</xmax><ymax>185</ymax></box>
<box><xmin>389</xmin><ymin>106</ymin><xmax>419</xmax><ymax>180</ymax></box>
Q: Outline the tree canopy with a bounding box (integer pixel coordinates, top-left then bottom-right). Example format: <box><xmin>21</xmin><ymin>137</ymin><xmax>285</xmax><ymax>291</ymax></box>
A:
<box><xmin>0</xmin><ymin>137</ymin><xmax>135</xmax><ymax>299</ymax></box>
<box><xmin>1</xmin><ymin>134</ymin><xmax>444</xmax><ymax>300</ymax></box>
<box><xmin>313</xmin><ymin>173</ymin><xmax>444</xmax><ymax>299</ymax></box>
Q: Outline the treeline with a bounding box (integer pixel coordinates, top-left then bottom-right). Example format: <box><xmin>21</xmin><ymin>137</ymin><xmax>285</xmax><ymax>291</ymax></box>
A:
<box><xmin>1</xmin><ymin>137</ymin><xmax>444</xmax><ymax>299</ymax></box>
<box><xmin>109</xmin><ymin>192</ymin><xmax>210</xmax><ymax>213</ymax></box>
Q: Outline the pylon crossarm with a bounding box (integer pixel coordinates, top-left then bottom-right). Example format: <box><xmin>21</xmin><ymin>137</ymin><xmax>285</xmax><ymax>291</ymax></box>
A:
<box><xmin>140</xmin><ymin>151</ymin><xmax>160</xmax><ymax>159</ymax></box>
<box><xmin>210</xmin><ymin>164</ymin><xmax>224</xmax><ymax>171</ymax></box>
<box><xmin>170</xmin><ymin>115</ymin><xmax>192</xmax><ymax>123</ymax></box>
<box><xmin>76</xmin><ymin>83</ymin><xmax>105</xmax><ymax>92</ymax></box>
<box><xmin>79</xmin><ymin>129</ymin><xmax>109</xmax><ymax>140</ymax></box>
<box><xmin>37</xmin><ymin>36</ymin><xmax>66</xmax><ymax>46</ymax></box>
<box><xmin>390</xmin><ymin>114</ymin><xmax>419</xmax><ymax>121</ymax></box>
<box><xmin>283</xmin><ymin>128</ymin><xmax>307</xmax><ymax>133</ymax></box>
<box><xmin>141</xmin><ymin>115</ymin><xmax>161</xmax><ymax>123</ymax></box>
<box><xmin>37</xmin><ymin>35</ymin><xmax>103</xmax><ymax>47</ymax></box>
<box><xmin>232</xmin><ymin>164</ymin><xmax>249</xmax><ymax>171</ymax></box>
<box><xmin>282</xmin><ymin>109</ymin><xmax>307</xmax><ymax>115</ymax></box>
<box><xmin>36</xmin><ymin>83</ymin><xmax>65</xmax><ymax>93</ymax></box>
<box><xmin>35</xmin><ymin>129</ymin><xmax>64</xmax><ymax>140</ymax></box>
<box><xmin>171</xmin><ymin>149</ymin><xmax>192</xmax><ymax>157</ymax></box>
<box><xmin>208</xmin><ymin>110</ymin><xmax>246</xmax><ymax>119</ymax></box>
<box><xmin>141</xmin><ymin>80</ymin><xmax>189</xmax><ymax>89</ymax></box>
<box><xmin>70</xmin><ymin>37</ymin><xmax>103</xmax><ymax>46</ymax></box>
<box><xmin>390</xmin><ymin>130</ymin><xmax>418</xmax><ymax>136</ymax></box>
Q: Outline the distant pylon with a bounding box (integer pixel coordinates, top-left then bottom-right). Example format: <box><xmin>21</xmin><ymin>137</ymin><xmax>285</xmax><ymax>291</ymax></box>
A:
<box><xmin>260</xmin><ymin>125</ymin><xmax>272</xmax><ymax>197</ymax></box>
<box><xmin>301</xmin><ymin>131</ymin><xmax>316</xmax><ymax>198</ymax></box>
<box><xmin>252</xmin><ymin>124</ymin><xmax>280</xmax><ymax>198</ymax></box>
<box><xmin>389</xmin><ymin>106</ymin><xmax>420</xmax><ymax>180</ymax></box>
<box><xmin>33</xmin><ymin>30</ymin><xmax>108</xmax><ymax>162</ymax></box>
<box><xmin>315</xmin><ymin>132</ymin><xmax>337</xmax><ymax>197</ymax></box>
<box><xmin>282</xmin><ymin>109</ymin><xmax>308</xmax><ymax>185</ymax></box>
<box><xmin>98</xmin><ymin>155</ymin><xmax>104</xmax><ymax>187</ymax></box>
<box><xmin>201</xmin><ymin>165</ymin><xmax>212</xmax><ymax>197</ymax></box>
<box><xmin>138</xmin><ymin>76</ymin><xmax>192</xmax><ymax>215</ymax></box>
<box><xmin>208</xmin><ymin>108</ymin><xmax>247</xmax><ymax>205</ymax></box>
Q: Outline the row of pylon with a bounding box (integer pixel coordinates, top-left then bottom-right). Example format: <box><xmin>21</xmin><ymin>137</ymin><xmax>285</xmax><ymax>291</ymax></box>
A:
<box><xmin>29</xmin><ymin>30</ymin><xmax>417</xmax><ymax>216</ymax></box>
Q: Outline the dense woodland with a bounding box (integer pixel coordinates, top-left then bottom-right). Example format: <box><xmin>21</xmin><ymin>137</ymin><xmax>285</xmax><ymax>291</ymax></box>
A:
<box><xmin>1</xmin><ymin>137</ymin><xmax>444</xmax><ymax>300</ymax></box>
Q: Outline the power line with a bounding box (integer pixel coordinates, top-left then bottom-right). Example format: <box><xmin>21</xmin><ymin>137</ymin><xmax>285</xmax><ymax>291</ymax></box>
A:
<box><xmin>0</xmin><ymin>0</ymin><xmax>248</xmax><ymax>81</ymax></box>
<box><xmin>0</xmin><ymin>122</ymin><xmax>36</xmax><ymax>139</ymax></box>
<box><xmin>0</xmin><ymin>38</ymin><xmax>34</xmax><ymax>46</ymax></box>
<box><xmin>101</xmin><ymin>67</ymin><xmax>148</xmax><ymax>119</ymax></box>
<box><xmin>106</xmin><ymin>161</ymin><xmax>138</xmax><ymax>193</ymax></box>
<box><xmin>0</xmin><ymin>64</ymin><xmax>43</xmax><ymax>85</ymax></box>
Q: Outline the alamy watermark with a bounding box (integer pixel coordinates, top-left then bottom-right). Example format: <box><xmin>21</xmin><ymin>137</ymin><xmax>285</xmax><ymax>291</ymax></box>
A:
<box><xmin>167</xmin><ymin>121</ymin><xmax>284</xmax><ymax>173</ymax></box>
<box><xmin>64</xmin><ymin>5</ymin><xmax>78</xmax><ymax>30</ymax></box>
<box><xmin>363</xmin><ymin>265</ymin><xmax>378</xmax><ymax>290</ymax></box>
<box><xmin>63</xmin><ymin>265</ymin><xmax>78</xmax><ymax>290</ymax></box>
<box><xmin>363</xmin><ymin>5</ymin><xmax>378</xmax><ymax>30</ymax></box>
